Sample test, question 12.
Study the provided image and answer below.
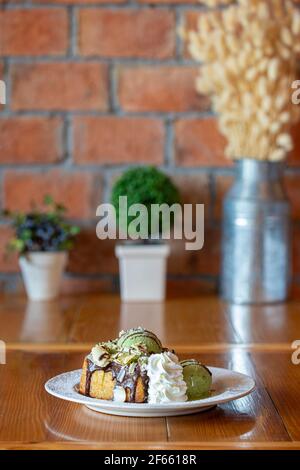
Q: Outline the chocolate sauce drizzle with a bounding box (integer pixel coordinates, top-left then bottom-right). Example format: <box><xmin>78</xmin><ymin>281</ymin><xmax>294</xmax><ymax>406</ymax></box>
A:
<box><xmin>83</xmin><ymin>358</ymin><xmax>149</xmax><ymax>403</ymax></box>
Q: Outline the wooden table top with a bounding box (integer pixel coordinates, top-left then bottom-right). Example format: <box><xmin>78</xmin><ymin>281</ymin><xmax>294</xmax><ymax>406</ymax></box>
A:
<box><xmin>0</xmin><ymin>293</ymin><xmax>300</xmax><ymax>450</ymax></box>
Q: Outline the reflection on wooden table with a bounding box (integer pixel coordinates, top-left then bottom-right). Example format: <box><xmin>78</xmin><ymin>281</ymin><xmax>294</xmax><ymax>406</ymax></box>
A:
<box><xmin>0</xmin><ymin>294</ymin><xmax>299</xmax><ymax>449</ymax></box>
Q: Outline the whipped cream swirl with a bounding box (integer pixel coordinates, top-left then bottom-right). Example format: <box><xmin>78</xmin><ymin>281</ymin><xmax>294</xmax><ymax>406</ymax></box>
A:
<box><xmin>146</xmin><ymin>352</ymin><xmax>187</xmax><ymax>403</ymax></box>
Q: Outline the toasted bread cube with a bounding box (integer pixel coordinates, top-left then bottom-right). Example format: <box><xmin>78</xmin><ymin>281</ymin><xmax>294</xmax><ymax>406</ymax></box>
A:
<box><xmin>79</xmin><ymin>357</ymin><xmax>147</xmax><ymax>402</ymax></box>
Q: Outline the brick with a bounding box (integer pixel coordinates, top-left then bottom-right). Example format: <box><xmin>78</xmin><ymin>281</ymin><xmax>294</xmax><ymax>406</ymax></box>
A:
<box><xmin>34</xmin><ymin>0</ymin><xmax>126</xmax><ymax>3</ymax></box>
<box><xmin>0</xmin><ymin>117</ymin><xmax>63</xmax><ymax>164</ymax></box>
<box><xmin>68</xmin><ymin>227</ymin><xmax>216</xmax><ymax>277</ymax></box>
<box><xmin>68</xmin><ymin>229</ymin><xmax>118</xmax><ymax>274</ymax></box>
<box><xmin>290</xmin><ymin>281</ymin><xmax>300</xmax><ymax>299</ymax></box>
<box><xmin>138</xmin><ymin>0</ymin><xmax>199</xmax><ymax>3</ymax></box>
<box><xmin>285</xmin><ymin>173</ymin><xmax>300</xmax><ymax>220</ymax></box>
<box><xmin>78</xmin><ymin>9</ymin><xmax>175</xmax><ymax>59</ymax></box>
<box><xmin>169</xmin><ymin>226</ymin><xmax>221</xmax><ymax>276</ymax></box>
<box><xmin>11</xmin><ymin>62</ymin><xmax>108</xmax><ymax>111</ymax></box>
<box><xmin>61</xmin><ymin>277</ymin><xmax>113</xmax><ymax>295</ymax></box>
<box><xmin>288</xmin><ymin>123</ymin><xmax>300</xmax><ymax>166</ymax></box>
<box><xmin>175</xmin><ymin>117</ymin><xmax>230</xmax><ymax>167</ymax></box>
<box><xmin>181</xmin><ymin>11</ymin><xmax>201</xmax><ymax>59</ymax></box>
<box><xmin>292</xmin><ymin>225</ymin><xmax>300</xmax><ymax>275</ymax></box>
<box><xmin>73</xmin><ymin>116</ymin><xmax>164</xmax><ymax>165</ymax></box>
<box><xmin>3</xmin><ymin>170</ymin><xmax>101</xmax><ymax>219</ymax></box>
<box><xmin>183</xmin><ymin>10</ymin><xmax>199</xmax><ymax>31</ymax></box>
<box><xmin>171</xmin><ymin>173</ymin><xmax>211</xmax><ymax>220</ymax></box>
<box><xmin>0</xmin><ymin>226</ymin><xmax>19</xmax><ymax>273</ymax></box>
<box><xmin>167</xmin><ymin>278</ymin><xmax>217</xmax><ymax>297</ymax></box>
<box><xmin>182</xmin><ymin>10</ymin><xmax>224</xmax><ymax>59</ymax></box>
<box><xmin>118</xmin><ymin>66</ymin><xmax>210</xmax><ymax>113</ymax></box>
<box><xmin>0</xmin><ymin>9</ymin><xmax>68</xmax><ymax>56</ymax></box>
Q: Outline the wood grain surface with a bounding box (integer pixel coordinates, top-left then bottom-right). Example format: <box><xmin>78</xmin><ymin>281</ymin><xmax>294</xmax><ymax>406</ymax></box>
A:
<box><xmin>0</xmin><ymin>293</ymin><xmax>299</xmax><ymax>449</ymax></box>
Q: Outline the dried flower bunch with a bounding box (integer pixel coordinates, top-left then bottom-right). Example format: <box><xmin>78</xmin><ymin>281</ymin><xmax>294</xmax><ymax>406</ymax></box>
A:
<box><xmin>186</xmin><ymin>0</ymin><xmax>300</xmax><ymax>161</ymax></box>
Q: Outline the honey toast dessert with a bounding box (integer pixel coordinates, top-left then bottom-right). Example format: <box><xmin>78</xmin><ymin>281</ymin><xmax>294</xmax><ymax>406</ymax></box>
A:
<box><xmin>79</xmin><ymin>327</ymin><xmax>212</xmax><ymax>404</ymax></box>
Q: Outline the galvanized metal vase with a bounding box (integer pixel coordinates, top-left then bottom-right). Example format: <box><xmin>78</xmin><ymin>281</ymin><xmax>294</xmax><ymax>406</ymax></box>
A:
<box><xmin>221</xmin><ymin>159</ymin><xmax>291</xmax><ymax>304</ymax></box>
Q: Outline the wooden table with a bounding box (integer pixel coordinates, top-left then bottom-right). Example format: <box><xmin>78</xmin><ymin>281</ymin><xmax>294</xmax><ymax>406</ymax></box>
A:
<box><xmin>0</xmin><ymin>294</ymin><xmax>300</xmax><ymax>450</ymax></box>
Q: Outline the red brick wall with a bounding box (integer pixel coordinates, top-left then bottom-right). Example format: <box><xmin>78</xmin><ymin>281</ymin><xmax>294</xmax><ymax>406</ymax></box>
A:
<box><xmin>0</xmin><ymin>0</ymin><xmax>300</xmax><ymax>295</ymax></box>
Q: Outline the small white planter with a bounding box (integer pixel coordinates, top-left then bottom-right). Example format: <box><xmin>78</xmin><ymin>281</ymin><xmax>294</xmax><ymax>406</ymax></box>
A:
<box><xmin>115</xmin><ymin>244</ymin><xmax>170</xmax><ymax>302</ymax></box>
<box><xmin>19</xmin><ymin>252</ymin><xmax>68</xmax><ymax>301</ymax></box>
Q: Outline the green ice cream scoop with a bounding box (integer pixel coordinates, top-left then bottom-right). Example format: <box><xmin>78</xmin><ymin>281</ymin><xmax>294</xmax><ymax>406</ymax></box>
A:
<box><xmin>181</xmin><ymin>359</ymin><xmax>212</xmax><ymax>401</ymax></box>
<box><xmin>117</xmin><ymin>327</ymin><xmax>163</xmax><ymax>354</ymax></box>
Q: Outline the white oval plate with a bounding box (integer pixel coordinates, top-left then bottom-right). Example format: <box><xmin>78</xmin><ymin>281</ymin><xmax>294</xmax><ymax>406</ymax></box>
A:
<box><xmin>45</xmin><ymin>367</ymin><xmax>255</xmax><ymax>417</ymax></box>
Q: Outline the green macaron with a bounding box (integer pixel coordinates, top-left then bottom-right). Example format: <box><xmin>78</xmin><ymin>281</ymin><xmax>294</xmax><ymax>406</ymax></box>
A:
<box><xmin>117</xmin><ymin>327</ymin><xmax>163</xmax><ymax>354</ymax></box>
<box><xmin>181</xmin><ymin>359</ymin><xmax>212</xmax><ymax>401</ymax></box>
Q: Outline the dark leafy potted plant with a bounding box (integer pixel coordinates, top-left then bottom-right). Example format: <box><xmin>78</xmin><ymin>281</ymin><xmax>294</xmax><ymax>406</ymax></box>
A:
<box><xmin>111</xmin><ymin>166</ymin><xmax>180</xmax><ymax>302</ymax></box>
<box><xmin>2</xmin><ymin>195</ymin><xmax>80</xmax><ymax>301</ymax></box>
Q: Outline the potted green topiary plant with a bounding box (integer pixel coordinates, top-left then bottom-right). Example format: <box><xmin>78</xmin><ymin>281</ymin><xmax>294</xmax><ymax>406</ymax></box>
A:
<box><xmin>2</xmin><ymin>195</ymin><xmax>80</xmax><ymax>301</ymax></box>
<box><xmin>111</xmin><ymin>166</ymin><xmax>180</xmax><ymax>302</ymax></box>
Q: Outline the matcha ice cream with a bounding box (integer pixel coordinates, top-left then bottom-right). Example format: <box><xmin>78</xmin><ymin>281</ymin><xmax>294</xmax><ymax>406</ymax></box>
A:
<box><xmin>117</xmin><ymin>327</ymin><xmax>163</xmax><ymax>354</ymax></box>
<box><xmin>181</xmin><ymin>359</ymin><xmax>212</xmax><ymax>400</ymax></box>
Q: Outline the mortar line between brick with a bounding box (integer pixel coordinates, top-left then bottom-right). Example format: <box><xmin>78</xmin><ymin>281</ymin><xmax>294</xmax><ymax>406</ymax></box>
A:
<box><xmin>164</xmin><ymin>118</ymin><xmax>175</xmax><ymax>168</ymax></box>
<box><xmin>175</xmin><ymin>7</ymin><xmax>184</xmax><ymax>60</ymax></box>
<box><xmin>109</xmin><ymin>63</ymin><xmax>120</xmax><ymax>113</ymax></box>
<box><xmin>0</xmin><ymin>59</ymin><xmax>10</xmax><ymax>214</ymax></box>
<box><xmin>1</xmin><ymin>4</ymin><xmax>207</xmax><ymax>12</ymax></box>
<box><xmin>0</xmin><ymin>110</ymin><xmax>215</xmax><ymax>119</ymax></box>
<box><xmin>0</xmin><ymin>170</ymin><xmax>3</xmax><ymax>213</ymax></box>
<box><xmin>64</xmin><ymin>113</ymin><xmax>73</xmax><ymax>166</ymax></box>
<box><xmin>69</xmin><ymin>6</ymin><xmax>78</xmax><ymax>58</ymax></box>
<box><xmin>0</xmin><ymin>163</ymin><xmax>235</xmax><ymax>174</ymax></box>
<box><xmin>4</xmin><ymin>57</ymin><xmax>201</xmax><ymax>66</ymax></box>
<box><xmin>3</xmin><ymin>59</ymin><xmax>11</xmax><ymax>112</ymax></box>
<box><xmin>0</xmin><ymin>216</ymin><xmax>98</xmax><ymax>228</ymax></box>
<box><xmin>102</xmin><ymin>168</ymin><xmax>113</xmax><ymax>204</ymax></box>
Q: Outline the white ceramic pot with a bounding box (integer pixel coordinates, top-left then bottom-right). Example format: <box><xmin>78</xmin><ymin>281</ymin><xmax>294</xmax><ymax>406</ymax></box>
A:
<box><xmin>19</xmin><ymin>252</ymin><xmax>68</xmax><ymax>301</ymax></box>
<box><xmin>115</xmin><ymin>244</ymin><xmax>170</xmax><ymax>302</ymax></box>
